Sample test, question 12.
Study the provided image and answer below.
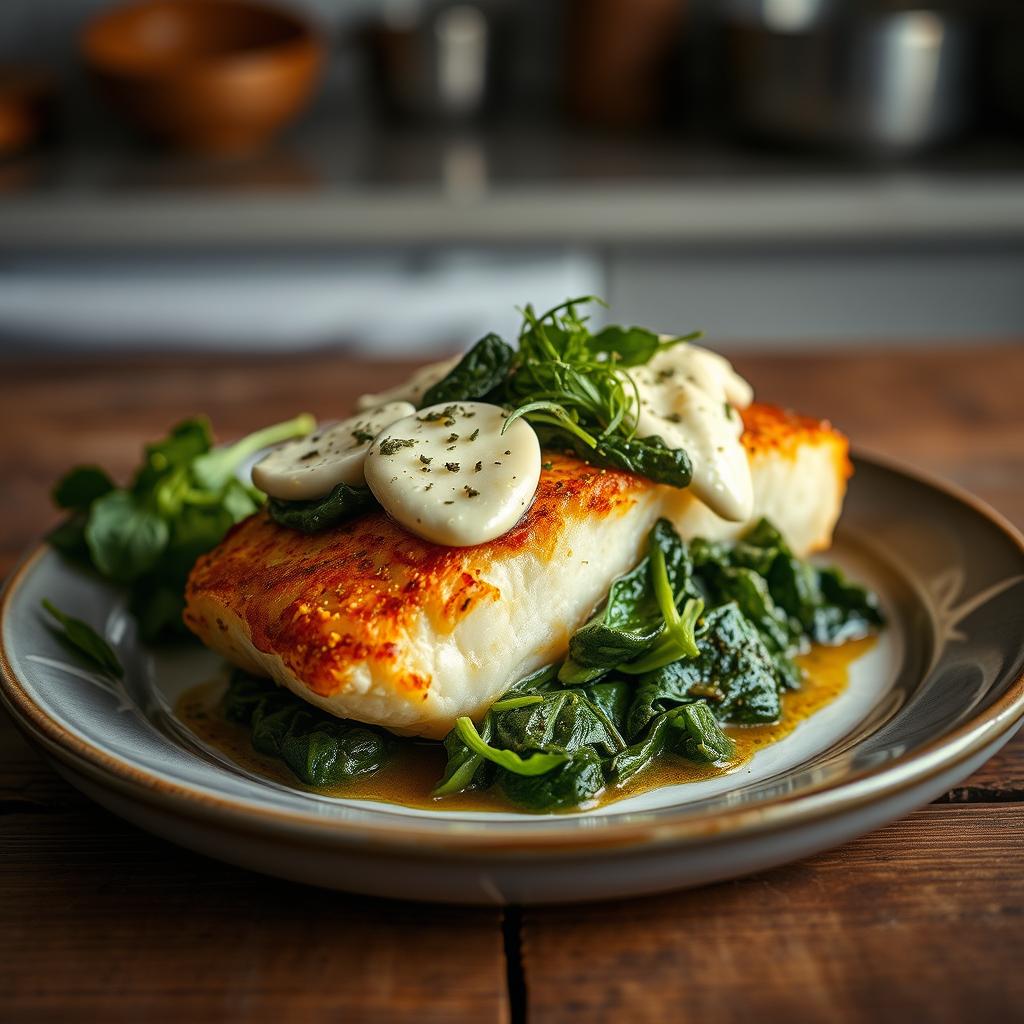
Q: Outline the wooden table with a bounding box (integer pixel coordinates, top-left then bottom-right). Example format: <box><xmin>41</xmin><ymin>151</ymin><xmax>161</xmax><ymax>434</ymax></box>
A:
<box><xmin>2</xmin><ymin>347</ymin><xmax>1023</xmax><ymax>1023</ymax></box>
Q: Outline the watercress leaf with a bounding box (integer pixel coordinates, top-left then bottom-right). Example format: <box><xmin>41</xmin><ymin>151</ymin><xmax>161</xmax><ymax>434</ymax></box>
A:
<box><xmin>46</xmin><ymin>514</ymin><xmax>91</xmax><ymax>564</ymax></box>
<box><xmin>586</xmin><ymin>325</ymin><xmax>662</xmax><ymax>366</ymax></box>
<box><xmin>192</xmin><ymin>413</ymin><xmax>315</xmax><ymax>491</ymax></box>
<box><xmin>85</xmin><ymin>490</ymin><xmax>169</xmax><ymax>583</ymax></box>
<box><xmin>41</xmin><ymin>599</ymin><xmax>123</xmax><ymax>678</ymax></box>
<box><xmin>421</xmin><ymin>333</ymin><xmax>516</xmax><ymax>407</ymax></box>
<box><xmin>588</xmin><ymin>326</ymin><xmax>702</xmax><ymax>368</ymax></box>
<box><xmin>133</xmin><ymin>418</ymin><xmax>213</xmax><ymax>494</ymax></box>
<box><xmin>499</xmin><ymin>747</ymin><xmax>605</xmax><ymax>812</ymax></box>
<box><xmin>52</xmin><ymin>466</ymin><xmax>115</xmax><ymax>511</ymax></box>
<box><xmin>267</xmin><ymin>482</ymin><xmax>378</xmax><ymax>533</ymax></box>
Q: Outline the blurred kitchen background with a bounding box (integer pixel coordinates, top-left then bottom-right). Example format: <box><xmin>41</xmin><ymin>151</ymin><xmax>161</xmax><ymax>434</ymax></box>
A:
<box><xmin>0</xmin><ymin>0</ymin><xmax>1022</xmax><ymax>357</ymax></box>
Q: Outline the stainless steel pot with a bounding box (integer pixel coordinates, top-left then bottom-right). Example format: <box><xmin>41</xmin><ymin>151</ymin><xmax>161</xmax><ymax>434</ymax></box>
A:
<box><xmin>726</xmin><ymin>0</ymin><xmax>972</xmax><ymax>153</ymax></box>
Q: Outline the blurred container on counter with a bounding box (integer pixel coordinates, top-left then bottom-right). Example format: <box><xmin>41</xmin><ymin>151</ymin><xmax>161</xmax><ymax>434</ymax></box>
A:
<box><xmin>566</xmin><ymin>0</ymin><xmax>687</xmax><ymax>128</ymax></box>
<box><xmin>81</xmin><ymin>0</ymin><xmax>325</xmax><ymax>154</ymax></box>
<box><xmin>0</xmin><ymin>69</ymin><xmax>56</xmax><ymax>158</ymax></box>
<box><xmin>364</xmin><ymin>0</ymin><xmax>495</xmax><ymax>121</ymax></box>
<box><xmin>725</xmin><ymin>0</ymin><xmax>973</xmax><ymax>154</ymax></box>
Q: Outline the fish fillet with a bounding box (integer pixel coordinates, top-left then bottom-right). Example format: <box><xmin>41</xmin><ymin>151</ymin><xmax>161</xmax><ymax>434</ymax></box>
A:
<box><xmin>185</xmin><ymin>403</ymin><xmax>850</xmax><ymax>738</ymax></box>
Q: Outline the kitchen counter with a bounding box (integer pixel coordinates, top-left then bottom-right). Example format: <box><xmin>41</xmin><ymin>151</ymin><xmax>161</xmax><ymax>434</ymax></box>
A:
<box><xmin>2</xmin><ymin>345</ymin><xmax>1023</xmax><ymax>1022</ymax></box>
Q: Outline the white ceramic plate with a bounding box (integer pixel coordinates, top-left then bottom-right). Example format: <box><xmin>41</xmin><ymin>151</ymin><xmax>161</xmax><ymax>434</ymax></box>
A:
<box><xmin>2</xmin><ymin>454</ymin><xmax>1023</xmax><ymax>905</ymax></box>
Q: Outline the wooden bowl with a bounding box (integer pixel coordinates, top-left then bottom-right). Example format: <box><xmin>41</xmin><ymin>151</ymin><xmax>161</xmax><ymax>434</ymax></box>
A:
<box><xmin>81</xmin><ymin>0</ymin><xmax>324</xmax><ymax>154</ymax></box>
<box><xmin>0</xmin><ymin>69</ymin><xmax>55</xmax><ymax>157</ymax></box>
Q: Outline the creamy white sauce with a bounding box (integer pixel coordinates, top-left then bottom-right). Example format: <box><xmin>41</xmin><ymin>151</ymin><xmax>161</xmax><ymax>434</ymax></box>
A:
<box><xmin>363</xmin><ymin>402</ymin><xmax>541</xmax><ymax>547</ymax></box>
<box><xmin>628</xmin><ymin>343</ymin><xmax>754</xmax><ymax>522</ymax></box>
<box><xmin>355</xmin><ymin>357</ymin><xmax>461</xmax><ymax>412</ymax></box>
<box><xmin>251</xmin><ymin>401</ymin><xmax>414</xmax><ymax>500</ymax></box>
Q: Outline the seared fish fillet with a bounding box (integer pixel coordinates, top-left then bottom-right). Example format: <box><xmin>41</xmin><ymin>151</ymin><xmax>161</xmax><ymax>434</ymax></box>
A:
<box><xmin>185</xmin><ymin>404</ymin><xmax>850</xmax><ymax>738</ymax></box>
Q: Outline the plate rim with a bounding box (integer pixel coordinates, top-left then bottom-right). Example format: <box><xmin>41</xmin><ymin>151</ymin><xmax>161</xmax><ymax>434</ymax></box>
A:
<box><xmin>3</xmin><ymin>450</ymin><xmax>1023</xmax><ymax>859</ymax></box>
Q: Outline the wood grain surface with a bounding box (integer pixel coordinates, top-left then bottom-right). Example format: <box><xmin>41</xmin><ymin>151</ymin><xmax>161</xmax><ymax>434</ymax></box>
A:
<box><xmin>1</xmin><ymin>346</ymin><xmax>1022</xmax><ymax>1023</ymax></box>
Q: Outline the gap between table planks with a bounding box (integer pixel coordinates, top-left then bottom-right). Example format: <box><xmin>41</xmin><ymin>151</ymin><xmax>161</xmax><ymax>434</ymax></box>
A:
<box><xmin>1</xmin><ymin>346</ymin><xmax>1023</xmax><ymax>1023</ymax></box>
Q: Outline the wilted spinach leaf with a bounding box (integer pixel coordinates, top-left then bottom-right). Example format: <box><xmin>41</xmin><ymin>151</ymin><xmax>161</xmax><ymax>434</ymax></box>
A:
<box><xmin>498</xmin><ymin>747</ymin><xmax>606</xmax><ymax>811</ymax></box>
<box><xmin>421</xmin><ymin>332</ymin><xmax>516</xmax><ymax>406</ymax></box>
<box><xmin>267</xmin><ymin>481</ymin><xmax>378</xmax><ymax>533</ymax></box>
<box><xmin>225</xmin><ymin>671</ymin><xmax>390</xmax><ymax>787</ymax></box>
<box><xmin>611</xmin><ymin>701</ymin><xmax>734</xmax><ymax>784</ymax></box>
<box><xmin>561</xmin><ymin>518</ymin><xmax>694</xmax><ymax>682</ymax></box>
<box><xmin>627</xmin><ymin>603</ymin><xmax>782</xmax><ymax>736</ymax></box>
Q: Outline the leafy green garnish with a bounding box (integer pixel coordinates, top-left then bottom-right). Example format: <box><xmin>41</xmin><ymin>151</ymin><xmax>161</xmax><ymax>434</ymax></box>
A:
<box><xmin>41</xmin><ymin>599</ymin><xmax>123</xmax><ymax>678</ymax></box>
<box><xmin>47</xmin><ymin>413</ymin><xmax>314</xmax><ymax>641</ymax></box>
<box><xmin>267</xmin><ymin>482</ymin><xmax>377</xmax><ymax>534</ymax></box>
<box><xmin>52</xmin><ymin>466</ymin><xmax>115</xmax><ymax>510</ymax></box>
<box><xmin>417</xmin><ymin>297</ymin><xmax>699</xmax><ymax>489</ymax></box>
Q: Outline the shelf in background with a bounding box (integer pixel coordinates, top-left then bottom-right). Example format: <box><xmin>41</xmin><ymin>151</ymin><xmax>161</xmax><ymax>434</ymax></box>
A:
<box><xmin>3</xmin><ymin>120</ymin><xmax>1024</xmax><ymax>250</ymax></box>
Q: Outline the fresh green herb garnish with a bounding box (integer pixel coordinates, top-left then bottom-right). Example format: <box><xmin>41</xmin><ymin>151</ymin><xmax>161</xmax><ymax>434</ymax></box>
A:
<box><xmin>40</xmin><ymin>599</ymin><xmax>123</xmax><ymax>678</ymax></box>
<box><xmin>421</xmin><ymin>298</ymin><xmax>700</xmax><ymax>489</ymax></box>
<box><xmin>47</xmin><ymin>414</ymin><xmax>313</xmax><ymax>641</ymax></box>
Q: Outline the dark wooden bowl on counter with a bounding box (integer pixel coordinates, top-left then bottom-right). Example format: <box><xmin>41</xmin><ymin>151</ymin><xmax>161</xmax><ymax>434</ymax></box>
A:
<box><xmin>81</xmin><ymin>0</ymin><xmax>324</xmax><ymax>154</ymax></box>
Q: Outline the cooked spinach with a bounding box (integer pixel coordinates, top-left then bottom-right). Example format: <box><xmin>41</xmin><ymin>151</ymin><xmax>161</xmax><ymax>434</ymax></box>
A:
<box><xmin>224</xmin><ymin>517</ymin><xmax>883</xmax><ymax>813</ymax></box>
<box><xmin>224</xmin><ymin>672</ymin><xmax>390</xmax><ymax>787</ymax></box>
<box><xmin>611</xmin><ymin>702</ymin><xmax>733</xmax><ymax>784</ymax></box>
<box><xmin>560</xmin><ymin>518</ymin><xmax>694</xmax><ymax>683</ymax></box>
<box><xmin>267</xmin><ymin>481</ymin><xmax>378</xmax><ymax>533</ymax></box>
<box><xmin>430</xmin><ymin>517</ymin><xmax>883</xmax><ymax>812</ymax></box>
<box><xmin>420</xmin><ymin>332</ymin><xmax>516</xmax><ymax>406</ymax></box>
